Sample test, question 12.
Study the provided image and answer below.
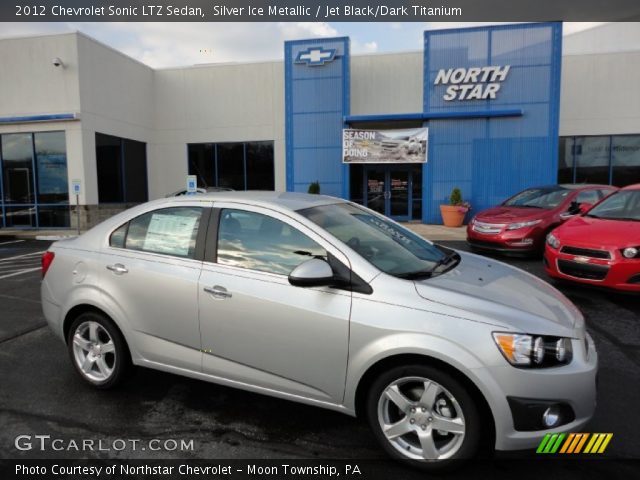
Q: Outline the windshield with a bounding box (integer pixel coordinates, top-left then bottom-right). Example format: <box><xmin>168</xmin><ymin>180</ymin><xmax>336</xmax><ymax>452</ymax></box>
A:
<box><xmin>298</xmin><ymin>203</ymin><xmax>456</xmax><ymax>278</ymax></box>
<box><xmin>503</xmin><ymin>187</ymin><xmax>570</xmax><ymax>209</ymax></box>
<box><xmin>586</xmin><ymin>190</ymin><xmax>640</xmax><ymax>221</ymax></box>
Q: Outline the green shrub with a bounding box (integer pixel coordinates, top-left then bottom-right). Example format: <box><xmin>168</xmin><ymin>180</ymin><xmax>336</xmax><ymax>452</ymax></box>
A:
<box><xmin>308</xmin><ymin>181</ymin><xmax>321</xmax><ymax>194</ymax></box>
<box><xmin>449</xmin><ymin>187</ymin><xmax>463</xmax><ymax>206</ymax></box>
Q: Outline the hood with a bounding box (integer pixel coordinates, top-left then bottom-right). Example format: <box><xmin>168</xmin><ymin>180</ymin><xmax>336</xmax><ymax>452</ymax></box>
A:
<box><xmin>556</xmin><ymin>215</ymin><xmax>640</xmax><ymax>248</ymax></box>
<box><xmin>475</xmin><ymin>206</ymin><xmax>550</xmax><ymax>223</ymax></box>
<box><xmin>414</xmin><ymin>251</ymin><xmax>582</xmax><ymax>337</ymax></box>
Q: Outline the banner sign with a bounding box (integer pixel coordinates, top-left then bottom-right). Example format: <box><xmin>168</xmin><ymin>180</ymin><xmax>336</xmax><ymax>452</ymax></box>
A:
<box><xmin>342</xmin><ymin>128</ymin><xmax>428</xmax><ymax>164</ymax></box>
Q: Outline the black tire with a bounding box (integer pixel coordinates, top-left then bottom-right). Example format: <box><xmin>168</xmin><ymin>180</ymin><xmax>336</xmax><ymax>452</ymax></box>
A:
<box><xmin>365</xmin><ymin>364</ymin><xmax>482</xmax><ymax>471</ymax></box>
<box><xmin>66</xmin><ymin>311</ymin><xmax>130</xmax><ymax>389</ymax></box>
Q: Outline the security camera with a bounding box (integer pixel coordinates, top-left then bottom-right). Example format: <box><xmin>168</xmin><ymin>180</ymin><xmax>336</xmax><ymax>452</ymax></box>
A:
<box><xmin>52</xmin><ymin>57</ymin><xmax>64</xmax><ymax>67</ymax></box>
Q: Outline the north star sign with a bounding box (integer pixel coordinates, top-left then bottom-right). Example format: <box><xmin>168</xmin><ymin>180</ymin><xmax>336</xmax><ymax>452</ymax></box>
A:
<box><xmin>295</xmin><ymin>47</ymin><xmax>336</xmax><ymax>66</ymax></box>
<box><xmin>434</xmin><ymin>65</ymin><xmax>511</xmax><ymax>101</ymax></box>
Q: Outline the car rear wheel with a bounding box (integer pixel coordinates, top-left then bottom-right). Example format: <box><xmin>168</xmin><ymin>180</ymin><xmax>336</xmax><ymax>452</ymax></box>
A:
<box><xmin>67</xmin><ymin>312</ymin><xmax>129</xmax><ymax>389</ymax></box>
<box><xmin>366</xmin><ymin>364</ymin><xmax>481</xmax><ymax>469</ymax></box>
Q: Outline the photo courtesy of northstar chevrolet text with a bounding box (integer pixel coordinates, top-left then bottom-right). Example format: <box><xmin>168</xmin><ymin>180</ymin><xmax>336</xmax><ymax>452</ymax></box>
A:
<box><xmin>0</xmin><ymin>1</ymin><xmax>639</xmax><ymax>479</ymax></box>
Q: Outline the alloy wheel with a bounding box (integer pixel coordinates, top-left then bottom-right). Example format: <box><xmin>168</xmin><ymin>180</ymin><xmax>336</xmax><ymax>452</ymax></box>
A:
<box><xmin>71</xmin><ymin>321</ymin><xmax>117</xmax><ymax>382</ymax></box>
<box><xmin>377</xmin><ymin>376</ymin><xmax>466</xmax><ymax>461</ymax></box>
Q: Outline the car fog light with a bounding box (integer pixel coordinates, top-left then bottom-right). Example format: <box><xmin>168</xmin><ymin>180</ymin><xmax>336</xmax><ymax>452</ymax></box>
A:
<box><xmin>542</xmin><ymin>406</ymin><xmax>561</xmax><ymax>428</ymax></box>
<box><xmin>623</xmin><ymin>247</ymin><xmax>638</xmax><ymax>259</ymax></box>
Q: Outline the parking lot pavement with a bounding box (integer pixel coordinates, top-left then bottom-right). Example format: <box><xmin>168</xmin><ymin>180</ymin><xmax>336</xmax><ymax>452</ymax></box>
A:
<box><xmin>0</xmin><ymin>239</ymin><xmax>638</xmax><ymax>466</ymax></box>
<box><xmin>0</xmin><ymin>239</ymin><xmax>50</xmax><ymax>342</ymax></box>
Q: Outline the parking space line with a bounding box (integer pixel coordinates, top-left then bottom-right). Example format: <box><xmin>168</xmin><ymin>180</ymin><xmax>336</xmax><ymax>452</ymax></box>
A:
<box><xmin>0</xmin><ymin>293</ymin><xmax>41</xmax><ymax>304</ymax></box>
<box><xmin>0</xmin><ymin>240</ymin><xmax>25</xmax><ymax>246</ymax></box>
<box><xmin>0</xmin><ymin>267</ymin><xmax>41</xmax><ymax>280</ymax></box>
<box><xmin>0</xmin><ymin>251</ymin><xmax>45</xmax><ymax>263</ymax></box>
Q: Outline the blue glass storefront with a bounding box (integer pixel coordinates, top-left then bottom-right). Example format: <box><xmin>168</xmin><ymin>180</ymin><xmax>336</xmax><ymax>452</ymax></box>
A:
<box><xmin>0</xmin><ymin>131</ymin><xmax>69</xmax><ymax>228</ymax></box>
<box><xmin>285</xmin><ymin>23</ymin><xmax>563</xmax><ymax>223</ymax></box>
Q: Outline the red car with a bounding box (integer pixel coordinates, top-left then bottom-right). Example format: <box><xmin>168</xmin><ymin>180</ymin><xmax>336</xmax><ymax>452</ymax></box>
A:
<box><xmin>544</xmin><ymin>183</ymin><xmax>640</xmax><ymax>292</ymax></box>
<box><xmin>467</xmin><ymin>184</ymin><xmax>617</xmax><ymax>255</ymax></box>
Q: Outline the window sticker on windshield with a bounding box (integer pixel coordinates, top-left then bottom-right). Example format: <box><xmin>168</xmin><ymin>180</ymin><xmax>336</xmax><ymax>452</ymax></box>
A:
<box><xmin>143</xmin><ymin>213</ymin><xmax>198</xmax><ymax>256</ymax></box>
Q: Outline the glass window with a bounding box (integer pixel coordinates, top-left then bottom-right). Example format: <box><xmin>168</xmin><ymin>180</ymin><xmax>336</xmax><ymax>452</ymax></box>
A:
<box><xmin>96</xmin><ymin>133</ymin><xmax>148</xmax><ymax>203</ymax></box>
<box><xmin>612</xmin><ymin>135</ymin><xmax>640</xmax><ymax>187</ymax></box>
<box><xmin>123</xmin><ymin>139</ymin><xmax>148</xmax><ymax>203</ymax></box>
<box><xmin>217</xmin><ymin>143</ymin><xmax>245</xmax><ymax>190</ymax></box>
<box><xmin>558</xmin><ymin>137</ymin><xmax>574</xmax><ymax>184</ymax></box>
<box><xmin>503</xmin><ymin>186</ymin><xmax>570</xmax><ymax>209</ymax></box>
<box><xmin>188</xmin><ymin>143</ymin><xmax>214</xmax><ymax>188</ymax></box>
<box><xmin>38</xmin><ymin>206</ymin><xmax>70</xmax><ymax>228</ymax></box>
<box><xmin>575</xmin><ymin>189</ymin><xmax>601</xmax><ymax>205</ymax></box>
<box><xmin>2</xmin><ymin>133</ymin><xmax>34</xmax><ymax>204</ymax></box>
<box><xmin>574</xmin><ymin>136</ymin><xmax>611</xmax><ymax>185</ymax></box>
<box><xmin>587</xmin><ymin>190</ymin><xmax>640</xmax><ymax>221</ymax></box>
<box><xmin>298</xmin><ymin>203</ymin><xmax>449</xmax><ymax>277</ymax></box>
<box><xmin>96</xmin><ymin>133</ymin><xmax>123</xmax><ymax>203</ymax></box>
<box><xmin>217</xmin><ymin>209</ymin><xmax>326</xmax><ymax>275</ymax></box>
<box><xmin>125</xmin><ymin>207</ymin><xmax>202</xmax><ymax>258</ymax></box>
<box><xmin>246</xmin><ymin>142</ymin><xmax>274</xmax><ymax>190</ymax></box>
<box><xmin>109</xmin><ymin>223</ymin><xmax>128</xmax><ymax>248</ymax></box>
<box><xmin>35</xmin><ymin>132</ymin><xmax>68</xmax><ymax>204</ymax></box>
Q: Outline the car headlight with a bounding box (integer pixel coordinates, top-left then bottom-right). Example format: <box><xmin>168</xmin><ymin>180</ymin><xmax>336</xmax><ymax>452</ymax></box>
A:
<box><xmin>493</xmin><ymin>333</ymin><xmax>572</xmax><ymax>368</ymax></box>
<box><xmin>622</xmin><ymin>247</ymin><xmax>639</xmax><ymax>259</ymax></box>
<box><xmin>546</xmin><ymin>233</ymin><xmax>560</xmax><ymax>249</ymax></box>
<box><xmin>506</xmin><ymin>219</ymin><xmax>542</xmax><ymax>230</ymax></box>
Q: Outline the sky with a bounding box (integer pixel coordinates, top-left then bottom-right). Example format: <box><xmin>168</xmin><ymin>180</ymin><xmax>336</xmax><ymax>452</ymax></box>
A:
<box><xmin>0</xmin><ymin>22</ymin><xmax>606</xmax><ymax>68</ymax></box>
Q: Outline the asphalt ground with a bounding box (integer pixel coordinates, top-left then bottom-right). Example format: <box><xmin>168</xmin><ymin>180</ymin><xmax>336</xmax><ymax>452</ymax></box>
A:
<box><xmin>0</xmin><ymin>238</ymin><xmax>638</xmax><ymax>477</ymax></box>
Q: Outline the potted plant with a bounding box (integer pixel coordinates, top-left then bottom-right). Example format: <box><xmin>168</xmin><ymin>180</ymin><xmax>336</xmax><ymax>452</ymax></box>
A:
<box><xmin>440</xmin><ymin>187</ymin><xmax>471</xmax><ymax>227</ymax></box>
<box><xmin>308</xmin><ymin>181</ymin><xmax>321</xmax><ymax>194</ymax></box>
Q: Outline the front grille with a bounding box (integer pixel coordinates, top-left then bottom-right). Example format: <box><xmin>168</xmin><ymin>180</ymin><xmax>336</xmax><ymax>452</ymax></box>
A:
<box><xmin>560</xmin><ymin>245</ymin><xmax>611</xmax><ymax>259</ymax></box>
<box><xmin>557</xmin><ymin>259</ymin><xmax>609</xmax><ymax>281</ymax></box>
<box><xmin>472</xmin><ymin>221</ymin><xmax>504</xmax><ymax>234</ymax></box>
<box><xmin>468</xmin><ymin>239</ymin><xmax>502</xmax><ymax>249</ymax></box>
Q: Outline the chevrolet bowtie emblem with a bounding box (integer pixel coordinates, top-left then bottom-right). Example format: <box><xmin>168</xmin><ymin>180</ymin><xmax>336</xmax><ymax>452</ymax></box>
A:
<box><xmin>295</xmin><ymin>47</ymin><xmax>336</xmax><ymax>66</ymax></box>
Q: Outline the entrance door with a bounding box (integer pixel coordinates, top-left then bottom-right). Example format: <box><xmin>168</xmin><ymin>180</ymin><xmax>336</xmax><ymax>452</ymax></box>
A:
<box><xmin>364</xmin><ymin>166</ymin><xmax>412</xmax><ymax>221</ymax></box>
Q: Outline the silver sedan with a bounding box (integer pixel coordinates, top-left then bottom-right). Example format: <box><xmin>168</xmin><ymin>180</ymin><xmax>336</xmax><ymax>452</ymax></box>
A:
<box><xmin>41</xmin><ymin>192</ymin><xmax>597</xmax><ymax>468</ymax></box>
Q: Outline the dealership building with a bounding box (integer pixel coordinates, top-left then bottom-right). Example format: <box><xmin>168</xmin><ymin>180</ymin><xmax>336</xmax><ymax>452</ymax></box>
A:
<box><xmin>0</xmin><ymin>22</ymin><xmax>639</xmax><ymax>228</ymax></box>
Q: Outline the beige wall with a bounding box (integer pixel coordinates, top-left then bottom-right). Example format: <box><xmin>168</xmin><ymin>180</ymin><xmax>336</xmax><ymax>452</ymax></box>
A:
<box><xmin>351</xmin><ymin>51</ymin><xmax>423</xmax><ymax>115</ymax></box>
<box><xmin>560</xmin><ymin>51</ymin><xmax>640</xmax><ymax>136</ymax></box>
<box><xmin>152</xmin><ymin>60</ymin><xmax>285</xmax><ymax>197</ymax></box>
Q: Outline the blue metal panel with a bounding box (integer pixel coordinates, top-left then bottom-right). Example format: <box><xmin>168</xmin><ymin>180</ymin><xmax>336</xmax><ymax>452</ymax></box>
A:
<box><xmin>344</xmin><ymin>109</ymin><xmax>522</xmax><ymax>124</ymax></box>
<box><xmin>285</xmin><ymin>37</ymin><xmax>349</xmax><ymax>197</ymax></box>
<box><xmin>423</xmin><ymin>22</ymin><xmax>563</xmax><ymax>223</ymax></box>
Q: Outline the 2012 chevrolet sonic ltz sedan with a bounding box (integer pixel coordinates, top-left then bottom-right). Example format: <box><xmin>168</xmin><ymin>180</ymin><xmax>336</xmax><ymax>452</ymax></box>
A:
<box><xmin>41</xmin><ymin>192</ymin><xmax>597</xmax><ymax>468</ymax></box>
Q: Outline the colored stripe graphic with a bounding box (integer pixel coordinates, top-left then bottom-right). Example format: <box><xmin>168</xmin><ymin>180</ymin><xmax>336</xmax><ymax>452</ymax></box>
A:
<box><xmin>537</xmin><ymin>433</ymin><xmax>612</xmax><ymax>454</ymax></box>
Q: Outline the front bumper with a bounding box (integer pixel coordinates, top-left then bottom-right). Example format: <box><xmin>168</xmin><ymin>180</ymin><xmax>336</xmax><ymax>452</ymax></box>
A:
<box><xmin>467</xmin><ymin>224</ymin><xmax>545</xmax><ymax>254</ymax></box>
<box><xmin>472</xmin><ymin>335</ymin><xmax>598</xmax><ymax>451</ymax></box>
<box><xmin>544</xmin><ymin>245</ymin><xmax>640</xmax><ymax>292</ymax></box>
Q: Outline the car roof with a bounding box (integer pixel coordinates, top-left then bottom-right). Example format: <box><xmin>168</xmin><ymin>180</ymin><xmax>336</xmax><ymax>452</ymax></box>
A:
<box><xmin>622</xmin><ymin>183</ymin><xmax>640</xmax><ymax>191</ymax></box>
<box><xmin>172</xmin><ymin>190</ymin><xmax>347</xmax><ymax>211</ymax></box>
<box><xmin>557</xmin><ymin>183</ymin><xmax>615</xmax><ymax>190</ymax></box>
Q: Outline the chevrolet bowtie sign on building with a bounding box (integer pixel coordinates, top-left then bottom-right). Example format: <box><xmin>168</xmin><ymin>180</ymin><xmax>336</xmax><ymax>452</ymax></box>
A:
<box><xmin>294</xmin><ymin>47</ymin><xmax>336</xmax><ymax>66</ymax></box>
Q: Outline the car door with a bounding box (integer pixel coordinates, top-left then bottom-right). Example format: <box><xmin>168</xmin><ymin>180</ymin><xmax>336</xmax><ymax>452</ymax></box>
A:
<box><xmin>198</xmin><ymin>204</ymin><xmax>352</xmax><ymax>404</ymax></box>
<box><xmin>100</xmin><ymin>204</ymin><xmax>210</xmax><ymax>371</ymax></box>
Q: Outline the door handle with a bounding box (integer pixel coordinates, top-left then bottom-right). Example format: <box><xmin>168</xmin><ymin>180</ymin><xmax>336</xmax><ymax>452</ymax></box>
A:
<box><xmin>106</xmin><ymin>263</ymin><xmax>128</xmax><ymax>275</ymax></box>
<box><xmin>204</xmin><ymin>285</ymin><xmax>232</xmax><ymax>299</ymax></box>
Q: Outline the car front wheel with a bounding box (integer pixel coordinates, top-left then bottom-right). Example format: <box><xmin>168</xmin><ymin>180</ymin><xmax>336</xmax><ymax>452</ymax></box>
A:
<box><xmin>366</xmin><ymin>364</ymin><xmax>481</xmax><ymax>469</ymax></box>
<box><xmin>67</xmin><ymin>312</ymin><xmax>129</xmax><ymax>389</ymax></box>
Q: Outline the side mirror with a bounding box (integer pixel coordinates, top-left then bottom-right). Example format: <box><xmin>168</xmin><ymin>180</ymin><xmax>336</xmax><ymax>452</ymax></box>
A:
<box><xmin>579</xmin><ymin>202</ymin><xmax>593</xmax><ymax>214</ymax></box>
<box><xmin>288</xmin><ymin>258</ymin><xmax>335</xmax><ymax>287</ymax></box>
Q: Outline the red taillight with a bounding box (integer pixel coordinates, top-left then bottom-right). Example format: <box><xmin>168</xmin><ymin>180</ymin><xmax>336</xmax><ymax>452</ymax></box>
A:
<box><xmin>42</xmin><ymin>251</ymin><xmax>55</xmax><ymax>278</ymax></box>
